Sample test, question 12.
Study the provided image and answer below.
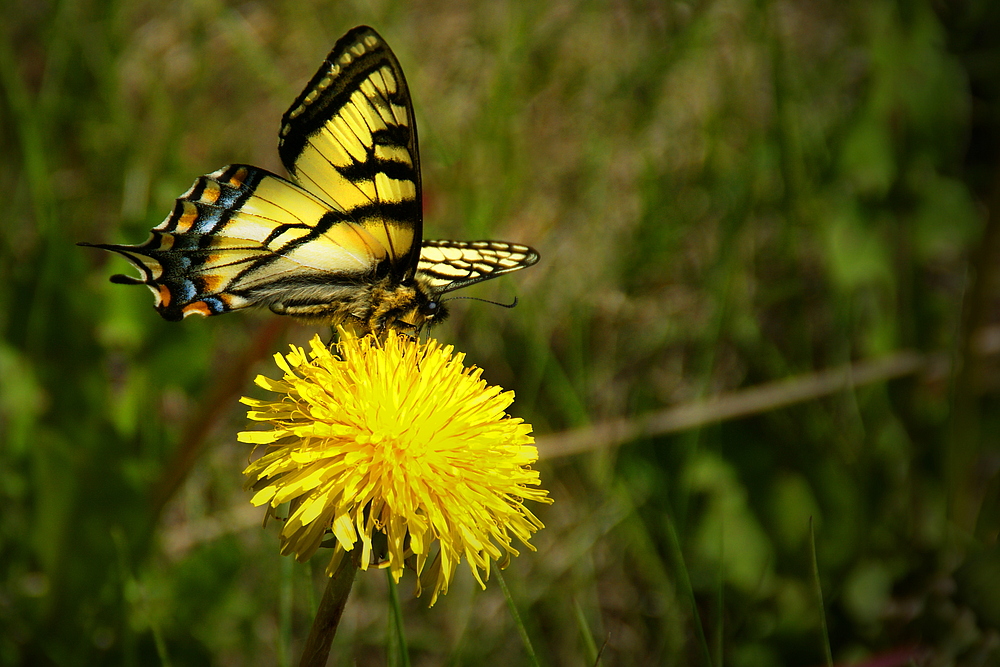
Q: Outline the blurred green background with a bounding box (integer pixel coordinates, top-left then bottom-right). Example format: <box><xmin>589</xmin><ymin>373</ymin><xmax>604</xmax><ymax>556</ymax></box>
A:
<box><xmin>4</xmin><ymin>0</ymin><xmax>1000</xmax><ymax>665</ymax></box>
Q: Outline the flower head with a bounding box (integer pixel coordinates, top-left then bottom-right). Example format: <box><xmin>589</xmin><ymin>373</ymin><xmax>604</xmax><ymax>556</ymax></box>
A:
<box><xmin>239</xmin><ymin>330</ymin><xmax>550</xmax><ymax>604</ymax></box>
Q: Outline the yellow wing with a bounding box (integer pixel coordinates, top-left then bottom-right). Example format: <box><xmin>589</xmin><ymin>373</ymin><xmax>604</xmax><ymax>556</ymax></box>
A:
<box><xmin>81</xmin><ymin>165</ymin><xmax>391</xmax><ymax>321</ymax></box>
<box><xmin>278</xmin><ymin>25</ymin><xmax>422</xmax><ymax>281</ymax></box>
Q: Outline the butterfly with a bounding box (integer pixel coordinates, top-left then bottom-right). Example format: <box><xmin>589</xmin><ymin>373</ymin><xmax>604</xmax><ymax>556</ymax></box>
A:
<box><xmin>81</xmin><ymin>26</ymin><xmax>538</xmax><ymax>334</ymax></box>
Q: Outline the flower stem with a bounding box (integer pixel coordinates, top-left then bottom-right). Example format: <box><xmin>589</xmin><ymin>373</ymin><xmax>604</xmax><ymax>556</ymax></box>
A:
<box><xmin>298</xmin><ymin>555</ymin><xmax>358</xmax><ymax>667</ymax></box>
<box><xmin>494</xmin><ymin>565</ymin><xmax>540</xmax><ymax>667</ymax></box>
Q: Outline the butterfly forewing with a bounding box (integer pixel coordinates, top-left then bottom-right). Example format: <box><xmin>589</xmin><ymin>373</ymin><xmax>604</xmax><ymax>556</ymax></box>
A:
<box><xmin>278</xmin><ymin>26</ymin><xmax>422</xmax><ymax>279</ymax></box>
<box><xmin>418</xmin><ymin>240</ymin><xmax>540</xmax><ymax>293</ymax></box>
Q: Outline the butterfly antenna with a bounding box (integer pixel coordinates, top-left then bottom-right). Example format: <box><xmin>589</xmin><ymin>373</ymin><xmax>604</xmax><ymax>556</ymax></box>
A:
<box><xmin>444</xmin><ymin>296</ymin><xmax>519</xmax><ymax>309</ymax></box>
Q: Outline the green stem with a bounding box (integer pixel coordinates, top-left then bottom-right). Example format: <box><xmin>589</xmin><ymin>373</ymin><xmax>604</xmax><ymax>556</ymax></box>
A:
<box><xmin>494</xmin><ymin>566</ymin><xmax>541</xmax><ymax>667</ymax></box>
<box><xmin>665</xmin><ymin>514</ymin><xmax>712</xmax><ymax>667</ymax></box>
<box><xmin>386</xmin><ymin>571</ymin><xmax>411</xmax><ymax>667</ymax></box>
<box><xmin>279</xmin><ymin>554</ymin><xmax>294</xmax><ymax>667</ymax></box>
<box><xmin>809</xmin><ymin>519</ymin><xmax>833</xmax><ymax>667</ymax></box>
<box><xmin>298</xmin><ymin>556</ymin><xmax>358</xmax><ymax>667</ymax></box>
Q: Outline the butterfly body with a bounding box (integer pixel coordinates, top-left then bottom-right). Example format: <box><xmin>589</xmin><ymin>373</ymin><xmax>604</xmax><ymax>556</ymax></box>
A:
<box><xmin>82</xmin><ymin>26</ymin><xmax>537</xmax><ymax>334</ymax></box>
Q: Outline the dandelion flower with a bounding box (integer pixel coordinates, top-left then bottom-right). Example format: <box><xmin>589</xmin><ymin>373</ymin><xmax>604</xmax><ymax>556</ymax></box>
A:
<box><xmin>239</xmin><ymin>330</ymin><xmax>550</xmax><ymax>604</ymax></box>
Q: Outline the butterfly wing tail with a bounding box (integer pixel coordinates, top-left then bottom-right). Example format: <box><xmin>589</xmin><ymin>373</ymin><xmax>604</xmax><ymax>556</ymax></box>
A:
<box><xmin>78</xmin><ymin>165</ymin><xmax>278</xmax><ymax>321</ymax></box>
<box><xmin>78</xmin><ymin>237</ymin><xmax>198</xmax><ymax>321</ymax></box>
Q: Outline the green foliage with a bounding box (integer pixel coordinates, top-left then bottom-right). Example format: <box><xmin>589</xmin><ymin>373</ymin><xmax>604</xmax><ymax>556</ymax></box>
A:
<box><xmin>3</xmin><ymin>0</ymin><xmax>1000</xmax><ymax>665</ymax></box>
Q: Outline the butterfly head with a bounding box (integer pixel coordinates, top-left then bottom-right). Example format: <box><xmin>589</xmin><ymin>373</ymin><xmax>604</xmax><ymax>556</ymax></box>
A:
<box><xmin>388</xmin><ymin>286</ymin><xmax>449</xmax><ymax>334</ymax></box>
<box><xmin>361</xmin><ymin>278</ymin><xmax>449</xmax><ymax>335</ymax></box>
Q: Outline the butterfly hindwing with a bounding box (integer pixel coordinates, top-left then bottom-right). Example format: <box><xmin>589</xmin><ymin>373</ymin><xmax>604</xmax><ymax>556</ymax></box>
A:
<box><xmin>278</xmin><ymin>26</ymin><xmax>421</xmax><ymax>280</ymax></box>
<box><xmin>83</xmin><ymin>165</ymin><xmax>391</xmax><ymax>321</ymax></box>
<box><xmin>418</xmin><ymin>240</ymin><xmax>540</xmax><ymax>293</ymax></box>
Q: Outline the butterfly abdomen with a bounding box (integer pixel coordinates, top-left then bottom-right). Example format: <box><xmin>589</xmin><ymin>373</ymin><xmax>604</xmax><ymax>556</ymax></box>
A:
<box><xmin>263</xmin><ymin>275</ymin><xmax>443</xmax><ymax>333</ymax></box>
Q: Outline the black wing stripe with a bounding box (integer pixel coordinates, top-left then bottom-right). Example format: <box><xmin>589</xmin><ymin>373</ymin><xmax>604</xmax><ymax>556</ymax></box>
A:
<box><xmin>338</xmin><ymin>157</ymin><xmax>416</xmax><ymax>184</ymax></box>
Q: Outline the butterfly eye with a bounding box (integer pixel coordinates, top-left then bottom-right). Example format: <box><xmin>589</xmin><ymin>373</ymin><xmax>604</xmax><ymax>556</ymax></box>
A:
<box><xmin>415</xmin><ymin>299</ymin><xmax>437</xmax><ymax>318</ymax></box>
<box><xmin>417</xmin><ymin>299</ymin><xmax>448</xmax><ymax>325</ymax></box>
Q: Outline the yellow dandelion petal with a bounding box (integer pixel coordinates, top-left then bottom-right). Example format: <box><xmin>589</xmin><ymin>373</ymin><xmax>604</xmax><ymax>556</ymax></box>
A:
<box><xmin>250</xmin><ymin>487</ymin><xmax>277</xmax><ymax>507</ymax></box>
<box><xmin>237</xmin><ymin>430</ymin><xmax>284</xmax><ymax>445</ymax></box>
<box><xmin>239</xmin><ymin>329</ymin><xmax>551</xmax><ymax>604</ymax></box>
<box><xmin>253</xmin><ymin>374</ymin><xmax>293</xmax><ymax>394</ymax></box>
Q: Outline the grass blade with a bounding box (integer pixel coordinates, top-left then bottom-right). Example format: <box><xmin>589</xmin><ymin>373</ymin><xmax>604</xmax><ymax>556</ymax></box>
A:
<box><xmin>809</xmin><ymin>518</ymin><xmax>833</xmax><ymax>667</ymax></box>
<box><xmin>665</xmin><ymin>514</ymin><xmax>713</xmax><ymax>667</ymax></box>
<box><xmin>494</xmin><ymin>565</ymin><xmax>541</xmax><ymax>667</ymax></box>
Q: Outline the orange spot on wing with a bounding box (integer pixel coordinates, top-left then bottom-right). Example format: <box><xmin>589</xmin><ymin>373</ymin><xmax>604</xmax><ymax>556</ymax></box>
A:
<box><xmin>182</xmin><ymin>302</ymin><xmax>213</xmax><ymax>318</ymax></box>
<box><xmin>200</xmin><ymin>274</ymin><xmax>226</xmax><ymax>293</ymax></box>
<box><xmin>201</xmin><ymin>182</ymin><xmax>221</xmax><ymax>205</ymax></box>
<box><xmin>156</xmin><ymin>284</ymin><xmax>172</xmax><ymax>307</ymax></box>
<box><xmin>174</xmin><ymin>202</ymin><xmax>198</xmax><ymax>234</ymax></box>
<box><xmin>227</xmin><ymin>167</ymin><xmax>248</xmax><ymax>188</ymax></box>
